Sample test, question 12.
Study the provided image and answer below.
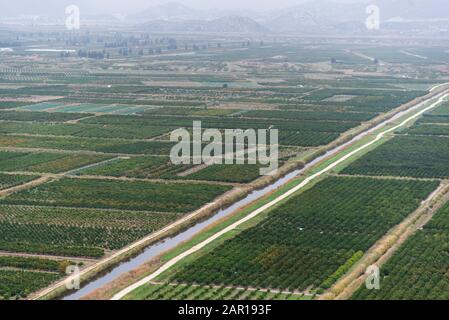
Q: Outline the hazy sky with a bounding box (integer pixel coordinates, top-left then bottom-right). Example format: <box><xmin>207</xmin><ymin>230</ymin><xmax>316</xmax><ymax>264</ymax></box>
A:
<box><xmin>0</xmin><ymin>0</ymin><xmax>365</xmax><ymax>16</ymax></box>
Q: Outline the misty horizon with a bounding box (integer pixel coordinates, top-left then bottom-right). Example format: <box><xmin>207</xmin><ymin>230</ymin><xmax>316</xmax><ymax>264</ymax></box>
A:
<box><xmin>0</xmin><ymin>0</ymin><xmax>375</xmax><ymax>17</ymax></box>
<box><xmin>1</xmin><ymin>0</ymin><xmax>448</xmax><ymax>37</ymax></box>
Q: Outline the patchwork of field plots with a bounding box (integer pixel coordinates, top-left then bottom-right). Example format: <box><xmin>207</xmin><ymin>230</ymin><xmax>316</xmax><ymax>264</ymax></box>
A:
<box><xmin>0</xmin><ymin>31</ymin><xmax>442</xmax><ymax>300</ymax></box>
<box><xmin>0</xmin><ymin>122</ymin><xmax>173</xmax><ymax>139</ymax></box>
<box><xmin>0</xmin><ymin>135</ymin><xmax>175</xmax><ymax>155</ymax></box>
<box><xmin>341</xmin><ymin>135</ymin><xmax>449</xmax><ymax>179</ymax></box>
<box><xmin>79</xmin><ymin>113</ymin><xmax>362</xmax><ymax>148</ymax></box>
<box><xmin>2</xmin><ymin>178</ymin><xmax>231</xmax><ymax>212</ymax></box>
<box><xmin>352</xmin><ymin>200</ymin><xmax>449</xmax><ymax>300</ymax></box>
<box><xmin>77</xmin><ymin>156</ymin><xmax>180</xmax><ymax>178</ymax></box>
<box><xmin>128</xmin><ymin>92</ymin><xmax>449</xmax><ymax>300</ymax></box>
<box><xmin>17</xmin><ymin>102</ymin><xmax>160</xmax><ymax>115</ymax></box>
<box><xmin>126</xmin><ymin>282</ymin><xmax>310</xmax><ymax>301</ymax></box>
<box><xmin>302</xmin><ymin>89</ymin><xmax>425</xmax><ymax>113</ymax></box>
<box><xmin>340</xmin><ymin>99</ymin><xmax>449</xmax><ymax>300</ymax></box>
<box><xmin>343</xmin><ymin>100</ymin><xmax>449</xmax><ymax>179</ymax></box>
<box><xmin>0</xmin><ymin>255</ymin><xmax>81</xmax><ymax>299</ymax></box>
<box><xmin>404</xmin><ymin>102</ymin><xmax>449</xmax><ymax>136</ymax></box>
<box><xmin>0</xmin><ymin>174</ymin><xmax>37</xmax><ymax>191</ymax></box>
<box><xmin>0</xmin><ymin>205</ymin><xmax>188</xmax><ymax>257</ymax></box>
<box><xmin>0</xmin><ymin>110</ymin><xmax>86</xmax><ymax>122</ymax></box>
<box><xmin>0</xmin><ymin>270</ymin><xmax>59</xmax><ymax>300</ymax></box>
<box><xmin>185</xmin><ymin>164</ymin><xmax>263</xmax><ymax>183</ymax></box>
<box><xmin>0</xmin><ymin>151</ymin><xmax>111</xmax><ymax>173</ymax></box>
<box><xmin>167</xmin><ymin>177</ymin><xmax>438</xmax><ymax>293</ymax></box>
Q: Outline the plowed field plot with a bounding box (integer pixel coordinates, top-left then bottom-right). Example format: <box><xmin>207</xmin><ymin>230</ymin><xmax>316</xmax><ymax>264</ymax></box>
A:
<box><xmin>278</xmin><ymin>131</ymin><xmax>340</xmax><ymax>147</ymax></box>
<box><xmin>404</xmin><ymin>123</ymin><xmax>449</xmax><ymax>136</ymax></box>
<box><xmin>16</xmin><ymin>102</ymin><xmax>65</xmax><ymax>111</ymax></box>
<box><xmin>341</xmin><ymin>135</ymin><xmax>449</xmax><ymax>179</ymax></box>
<box><xmin>0</xmin><ymin>135</ymin><xmax>175</xmax><ymax>155</ymax></box>
<box><xmin>0</xmin><ymin>101</ymin><xmax>32</xmax><ymax>110</ymax></box>
<box><xmin>186</xmin><ymin>164</ymin><xmax>262</xmax><ymax>183</ymax></box>
<box><xmin>429</xmin><ymin>101</ymin><xmax>449</xmax><ymax>115</ymax></box>
<box><xmin>416</xmin><ymin>114</ymin><xmax>449</xmax><ymax>124</ymax></box>
<box><xmin>82</xmin><ymin>114</ymin><xmax>360</xmax><ymax>147</ymax></box>
<box><xmin>55</xmin><ymin>104</ymin><xmax>145</xmax><ymax>114</ymax></box>
<box><xmin>145</xmin><ymin>107</ymin><xmax>236</xmax><ymax>117</ymax></box>
<box><xmin>0</xmin><ymin>256</ymin><xmax>74</xmax><ymax>273</ymax></box>
<box><xmin>304</xmin><ymin>89</ymin><xmax>425</xmax><ymax>113</ymax></box>
<box><xmin>0</xmin><ymin>151</ymin><xmax>110</xmax><ymax>173</ymax></box>
<box><xmin>0</xmin><ymin>110</ymin><xmax>87</xmax><ymax>122</ymax></box>
<box><xmin>83</xmin><ymin>114</ymin><xmax>360</xmax><ymax>133</ymax></box>
<box><xmin>0</xmin><ymin>270</ymin><xmax>59</xmax><ymax>300</ymax></box>
<box><xmin>1</xmin><ymin>178</ymin><xmax>232</xmax><ymax>213</ymax></box>
<box><xmin>72</xmin><ymin>125</ymin><xmax>172</xmax><ymax>139</ymax></box>
<box><xmin>352</xmin><ymin>201</ymin><xmax>449</xmax><ymax>300</ymax></box>
<box><xmin>242</xmin><ymin>110</ymin><xmax>377</xmax><ymax>122</ymax></box>
<box><xmin>169</xmin><ymin>177</ymin><xmax>438</xmax><ymax>292</ymax></box>
<box><xmin>126</xmin><ymin>283</ymin><xmax>309</xmax><ymax>301</ymax></box>
<box><xmin>0</xmin><ymin>173</ymin><xmax>38</xmax><ymax>190</ymax></box>
<box><xmin>78</xmin><ymin>156</ymin><xmax>193</xmax><ymax>179</ymax></box>
<box><xmin>0</xmin><ymin>121</ymin><xmax>172</xmax><ymax>140</ymax></box>
<box><xmin>0</xmin><ymin>205</ymin><xmax>186</xmax><ymax>257</ymax></box>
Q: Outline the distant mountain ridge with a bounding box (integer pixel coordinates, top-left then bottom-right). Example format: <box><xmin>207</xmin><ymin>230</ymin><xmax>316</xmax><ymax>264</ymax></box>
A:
<box><xmin>140</xmin><ymin>16</ymin><xmax>268</xmax><ymax>33</ymax></box>
<box><xmin>1</xmin><ymin>0</ymin><xmax>448</xmax><ymax>34</ymax></box>
<box><xmin>131</xmin><ymin>0</ymin><xmax>449</xmax><ymax>34</ymax></box>
<box><xmin>263</xmin><ymin>0</ymin><xmax>449</xmax><ymax>33</ymax></box>
<box><xmin>130</xmin><ymin>2</ymin><xmax>204</xmax><ymax>21</ymax></box>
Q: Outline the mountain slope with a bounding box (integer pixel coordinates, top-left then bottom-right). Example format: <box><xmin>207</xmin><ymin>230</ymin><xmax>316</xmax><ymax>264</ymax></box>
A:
<box><xmin>264</xmin><ymin>0</ymin><xmax>449</xmax><ymax>33</ymax></box>
<box><xmin>130</xmin><ymin>2</ymin><xmax>203</xmax><ymax>21</ymax></box>
<box><xmin>141</xmin><ymin>16</ymin><xmax>268</xmax><ymax>33</ymax></box>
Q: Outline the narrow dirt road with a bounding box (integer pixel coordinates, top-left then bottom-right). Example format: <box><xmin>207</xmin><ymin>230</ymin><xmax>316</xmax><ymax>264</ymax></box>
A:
<box><xmin>111</xmin><ymin>91</ymin><xmax>449</xmax><ymax>300</ymax></box>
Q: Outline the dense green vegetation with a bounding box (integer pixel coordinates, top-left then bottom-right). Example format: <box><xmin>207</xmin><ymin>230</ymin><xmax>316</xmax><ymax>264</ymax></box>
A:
<box><xmin>304</xmin><ymin>89</ymin><xmax>425</xmax><ymax>112</ymax></box>
<box><xmin>341</xmin><ymin>135</ymin><xmax>449</xmax><ymax>178</ymax></box>
<box><xmin>0</xmin><ymin>173</ymin><xmax>37</xmax><ymax>190</ymax></box>
<box><xmin>242</xmin><ymin>110</ymin><xmax>377</xmax><ymax>122</ymax></box>
<box><xmin>186</xmin><ymin>164</ymin><xmax>262</xmax><ymax>183</ymax></box>
<box><xmin>278</xmin><ymin>131</ymin><xmax>339</xmax><ymax>147</ymax></box>
<box><xmin>83</xmin><ymin>114</ymin><xmax>360</xmax><ymax>133</ymax></box>
<box><xmin>404</xmin><ymin>123</ymin><xmax>449</xmax><ymax>136</ymax></box>
<box><xmin>0</xmin><ymin>205</ymin><xmax>184</xmax><ymax>256</ymax></box>
<box><xmin>0</xmin><ymin>270</ymin><xmax>58</xmax><ymax>300</ymax></box>
<box><xmin>126</xmin><ymin>283</ymin><xmax>309</xmax><ymax>301</ymax></box>
<box><xmin>78</xmin><ymin>156</ymin><xmax>193</xmax><ymax>179</ymax></box>
<box><xmin>0</xmin><ymin>151</ymin><xmax>110</xmax><ymax>173</ymax></box>
<box><xmin>145</xmin><ymin>107</ymin><xmax>236</xmax><ymax>117</ymax></box>
<box><xmin>429</xmin><ymin>101</ymin><xmax>449</xmax><ymax>115</ymax></box>
<box><xmin>171</xmin><ymin>177</ymin><xmax>438</xmax><ymax>292</ymax></box>
<box><xmin>0</xmin><ymin>135</ymin><xmax>175</xmax><ymax>155</ymax></box>
<box><xmin>0</xmin><ymin>101</ymin><xmax>30</xmax><ymax>109</ymax></box>
<box><xmin>416</xmin><ymin>114</ymin><xmax>449</xmax><ymax>124</ymax></box>
<box><xmin>0</xmin><ymin>121</ymin><xmax>172</xmax><ymax>139</ymax></box>
<box><xmin>0</xmin><ymin>30</ymin><xmax>437</xmax><ymax>299</ymax></box>
<box><xmin>0</xmin><ymin>221</ymin><xmax>148</xmax><ymax>255</ymax></box>
<box><xmin>2</xmin><ymin>178</ymin><xmax>231</xmax><ymax>213</ymax></box>
<box><xmin>0</xmin><ymin>205</ymin><xmax>182</xmax><ymax>231</ymax></box>
<box><xmin>0</xmin><ymin>256</ymin><xmax>69</xmax><ymax>273</ymax></box>
<box><xmin>352</xmin><ymin>201</ymin><xmax>449</xmax><ymax>300</ymax></box>
<box><xmin>0</xmin><ymin>110</ymin><xmax>86</xmax><ymax>122</ymax></box>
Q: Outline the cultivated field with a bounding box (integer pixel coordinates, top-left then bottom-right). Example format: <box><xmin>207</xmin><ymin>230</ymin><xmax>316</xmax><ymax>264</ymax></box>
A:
<box><xmin>165</xmin><ymin>177</ymin><xmax>438</xmax><ymax>294</ymax></box>
<box><xmin>1</xmin><ymin>27</ymin><xmax>448</xmax><ymax>300</ymax></box>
